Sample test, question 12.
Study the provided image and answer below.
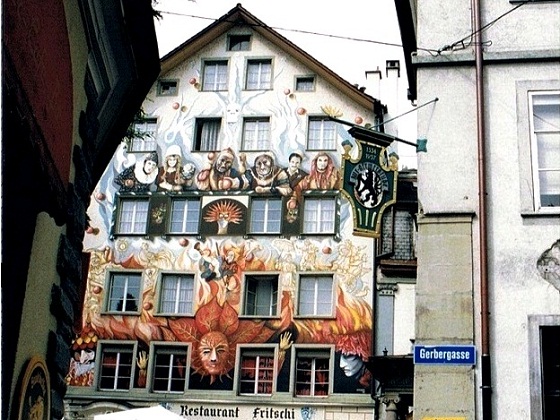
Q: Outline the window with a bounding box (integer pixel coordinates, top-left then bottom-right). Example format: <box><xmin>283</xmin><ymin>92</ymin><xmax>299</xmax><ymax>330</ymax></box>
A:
<box><xmin>243</xmin><ymin>274</ymin><xmax>279</xmax><ymax>317</ymax></box>
<box><xmin>158</xmin><ymin>274</ymin><xmax>195</xmax><ymax>315</ymax></box>
<box><xmin>529</xmin><ymin>92</ymin><xmax>560</xmax><ymax>208</ymax></box>
<box><xmin>297</xmin><ymin>275</ymin><xmax>334</xmax><ymax>317</ymax></box>
<box><xmin>129</xmin><ymin>118</ymin><xmax>157</xmax><ymax>152</ymax></box>
<box><xmin>242</xmin><ymin>117</ymin><xmax>271</xmax><ymax>151</ymax></box>
<box><xmin>152</xmin><ymin>345</ymin><xmax>189</xmax><ymax>393</ymax></box>
<box><xmin>106</xmin><ymin>272</ymin><xmax>141</xmax><ymax>313</ymax></box>
<box><xmin>194</xmin><ymin>118</ymin><xmax>221</xmax><ymax>151</ymax></box>
<box><xmin>307</xmin><ymin>117</ymin><xmax>336</xmax><ymax>150</ymax></box>
<box><xmin>303</xmin><ymin>198</ymin><xmax>336</xmax><ymax>234</ymax></box>
<box><xmin>157</xmin><ymin>80</ymin><xmax>178</xmax><ymax>96</ymax></box>
<box><xmin>227</xmin><ymin>34</ymin><xmax>251</xmax><ymax>51</ymax></box>
<box><xmin>296</xmin><ymin>76</ymin><xmax>315</xmax><ymax>92</ymax></box>
<box><xmin>169</xmin><ymin>198</ymin><xmax>200</xmax><ymax>234</ymax></box>
<box><xmin>250</xmin><ymin>198</ymin><xmax>282</xmax><ymax>234</ymax></box>
<box><xmin>116</xmin><ymin>198</ymin><xmax>149</xmax><ymax>235</ymax></box>
<box><xmin>202</xmin><ymin>60</ymin><xmax>228</xmax><ymax>91</ymax></box>
<box><xmin>529</xmin><ymin>315</ymin><xmax>560</xmax><ymax>420</ymax></box>
<box><xmin>98</xmin><ymin>343</ymin><xmax>135</xmax><ymax>390</ymax></box>
<box><xmin>516</xmin><ymin>81</ymin><xmax>560</xmax><ymax>215</ymax></box>
<box><xmin>295</xmin><ymin>349</ymin><xmax>331</xmax><ymax>396</ymax></box>
<box><xmin>239</xmin><ymin>349</ymin><xmax>275</xmax><ymax>395</ymax></box>
<box><xmin>246</xmin><ymin>59</ymin><xmax>272</xmax><ymax>90</ymax></box>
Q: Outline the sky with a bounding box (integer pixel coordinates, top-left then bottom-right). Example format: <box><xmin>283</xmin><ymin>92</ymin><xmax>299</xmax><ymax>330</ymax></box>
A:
<box><xmin>153</xmin><ymin>0</ymin><xmax>406</xmax><ymax>88</ymax></box>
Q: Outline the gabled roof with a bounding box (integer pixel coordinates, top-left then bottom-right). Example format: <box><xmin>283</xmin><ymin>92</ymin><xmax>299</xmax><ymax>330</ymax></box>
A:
<box><xmin>161</xmin><ymin>3</ymin><xmax>384</xmax><ymax>113</ymax></box>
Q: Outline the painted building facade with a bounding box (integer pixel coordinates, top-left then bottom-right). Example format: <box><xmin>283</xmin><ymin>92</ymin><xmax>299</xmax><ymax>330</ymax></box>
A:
<box><xmin>394</xmin><ymin>0</ymin><xmax>560</xmax><ymax>419</ymax></box>
<box><xmin>2</xmin><ymin>1</ymin><xmax>160</xmax><ymax>419</ymax></box>
<box><xmin>63</xmin><ymin>5</ymin><xmax>409</xmax><ymax>420</ymax></box>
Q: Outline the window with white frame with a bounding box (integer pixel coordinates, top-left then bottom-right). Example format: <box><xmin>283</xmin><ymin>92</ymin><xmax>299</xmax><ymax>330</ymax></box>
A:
<box><xmin>297</xmin><ymin>274</ymin><xmax>334</xmax><ymax>317</ymax></box>
<box><xmin>516</xmin><ymin>81</ymin><xmax>560</xmax><ymax>214</ymax></box>
<box><xmin>239</xmin><ymin>349</ymin><xmax>275</xmax><ymax>395</ymax></box>
<box><xmin>246</xmin><ymin>59</ymin><xmax>272</xmax><ymax>90</ymax></box>
<box><xmin>250</xmin><ymin>197</ymin><xmax>282</xmax><ymax>234</ymax></box>
<box><xmin>152</xmin><ymin>345</ymin><xmax>189</xmax><ymax>393</ymax></box>
<box><xmin>129</xmin><ymin>118</ymin><xmax>157</xmax><ymax>152</ymax></box>
<box><xmin>242</xmin><ymin>117</ymin><xmax>271</xmax><ymax>151</ymax></box>
<box><xmin>158</xmin><ymin>274</ymin><xmax>195</xmax><ymax>315</ymax></box>
<box><xmin>202</xmin><ymin>60</ymin><xmax>228</xmax><ymax>91</ymax></box>
<box><xmin>116</xmin><ymin>198</ymin><xmax>149</xmax><ymax>235</ymax></box>
<box><xmin>294</xmin><ymin>349</ymin><xmax>331</xmax><ymax>397</ymax></box>
<box><xmin>98</xmin><ymin>343</ymin><xmax>135</xmax><ymax>391</ymax></box>
<box><xmin>529</xmin><ymin>92</ymin><xmax>560</xmax><ymax>208</ymax></box>
<box><xmin>296</xmin><ymin>76</ymin><xmax>315</xmax><ymax>92</ymax></box>
<box><xmin>227</xmin><ymin>34</ymin><xmax>251</xmax><ymax>51</ymax></box>
<box><xmin>303</xmin><ymin>197</ymin><xmax>336</xmax><ymax>234</ymax></box>
<box><xmin>243</xmin><ymin>274</ymin><xmax>279</xmax><ymax>317</ymax></box>
<box><xmin>169</xmin><ymin>198</ymin><xmax>200</xmax><ymax>234</ymax></box>
<box><xmin>106</xmin><ymin>272</ymin><xmax>142</xmax><ymax>313</ymax></box>
<box><xmin>529</xmin><ymin>315</ymin><xmax>560</xmax><ymax>420</ymax></box>
<box><xmin>194</xmin><ymin>118</ymin><xmax>221</xmax><ymax>151</ymax></box>
<box><xmin>307</xmin><ymin>117</ymin><xmax>336</xmax><ymax>150</ymax></box>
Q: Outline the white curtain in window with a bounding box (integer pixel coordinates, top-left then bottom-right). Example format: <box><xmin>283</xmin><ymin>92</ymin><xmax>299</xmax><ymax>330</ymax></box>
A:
<box><xmin>119</xmin><ymin>200</ymin><xmax>148</xmax><ymax>234</ymax></box>
<box><xmin>200</xmin><ymin>120</ymin><xmax>220</xmax><ymax>151</ymax></box>
<box><xmin>531</xmin><ymin>92</ymin><xmax>560</xmax><ymax>207</ymax></box>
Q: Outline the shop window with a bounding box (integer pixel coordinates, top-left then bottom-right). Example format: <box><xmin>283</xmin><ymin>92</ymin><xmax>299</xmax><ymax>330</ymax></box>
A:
<box><xmin>307</xmin><ymin>117</ymin><xmax>336</xmax><ymax>150</ymax></box>
<box><xmin>294</xmin><ymin>349</ymin><xmax>331</xmax><ymax>397</ymax></box>
<box><xmin>242</xmin><ymin>117</ymin><xmax>271</xmax><ymax>151</ymax></box>
<box><xmin>169</xmin><ymin>198</ymin><xmax>200</xmax><ymax>234</ymax></box>
<box><xmin>152</xmin><ymin>345</ymin><xmax>189</xmax><ymax>393</ymax></box>
<box><xmin>239</xmin><ymin>349</ymin><xmax>275</xmax><ymax>395</ymax></box>
<box><xmin>158</xmin><ymin>274</ymin><xmax>195</xmax><ymax>315</ymax></box>
<box><xmin>115</xmin><ymin>197</ymin><xmax>149</xmax><ymax>235</ymax></box>
<box><xmin>202</xmin><ymin>60</ymin><xmax>228</xmax><ymax>91</ymax></box>
<box><xmin>243</xmin><ymin>274</ymin><xmax>279</xmax><ymax>317</ymax></box>
<box><xmin>297</xmin><ymin>274</ymin><xmax>334</xmax><ymax>317</ymax></box>
<box><xmin>106</xmin><ymin>272</ymin><xmax>142</xmax><ymax>314</ymax></box>
<box><xmin>250</xmin><ymin>197</ymin><xmax>282</xmax><ymax>234</ymax></box>
<box><xmin>246</xmin><ymin>59</ymin><xmax>272</xmax><ymax>90</ymax></box>
<box><xmin>98</xmin><ymin>343</ymin><xmax>136</xmax><ymax>391</ymax></box>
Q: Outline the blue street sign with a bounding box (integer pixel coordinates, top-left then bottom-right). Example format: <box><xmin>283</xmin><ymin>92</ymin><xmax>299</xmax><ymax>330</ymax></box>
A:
<box><xmin>413</xmin><ymin>345</ymin><xmax>476</xmax><ymax>365</ymax></box>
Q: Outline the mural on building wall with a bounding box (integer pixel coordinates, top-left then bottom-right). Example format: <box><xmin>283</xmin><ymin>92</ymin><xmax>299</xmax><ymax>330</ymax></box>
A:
<box><xmin>72</xmin><ymin>49</ymin><xmax>377</xmax><ymax>396</ymax></box>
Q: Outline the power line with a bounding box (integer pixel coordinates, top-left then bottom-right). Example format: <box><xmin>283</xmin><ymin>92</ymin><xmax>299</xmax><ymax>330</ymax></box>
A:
<box><xmin>435</xmin><ymin>0</ymin><xmax>530</xmax><ymax>53</ymax></box>
<box><xmin>156</xmin><ymin>10</ymin><xmax>441</xmax><ymax>54</ymax></box>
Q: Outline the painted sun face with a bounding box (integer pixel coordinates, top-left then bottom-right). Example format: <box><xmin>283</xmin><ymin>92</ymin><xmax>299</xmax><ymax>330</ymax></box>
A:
<box><xmin>316</xmin><ymin>155</ymin><xmax>329</xmax><ymax>172</ymax></box>
<box><xmin>198</xmin><ymin>331</ymin><xmax>230</xmax><ymax>375</ymax></box>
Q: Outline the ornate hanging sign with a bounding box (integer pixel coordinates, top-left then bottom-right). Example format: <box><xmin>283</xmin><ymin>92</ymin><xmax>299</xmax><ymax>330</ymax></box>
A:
<box><xmin>340</xmin><ymin>127</ymin><xmax>398</xmax><ymax>237</ymax></box>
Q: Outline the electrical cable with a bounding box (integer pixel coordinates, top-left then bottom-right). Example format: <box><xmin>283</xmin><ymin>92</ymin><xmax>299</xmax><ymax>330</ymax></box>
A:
<box><xmin>155</xmin><ymin>10</ymin><xmax>441</xmax><ymax>55</ymax></box>
<box><xmin>435</xmin><ymin>0</ymin><xmax>530</xmax><ymax>54</ymax></box>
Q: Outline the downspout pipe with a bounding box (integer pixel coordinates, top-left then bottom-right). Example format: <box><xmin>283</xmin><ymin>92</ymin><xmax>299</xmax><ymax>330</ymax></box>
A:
<box><xmin>473</xmin><ymin>0</ymin><xmax>492</xmax><ymax>419</ymax></box>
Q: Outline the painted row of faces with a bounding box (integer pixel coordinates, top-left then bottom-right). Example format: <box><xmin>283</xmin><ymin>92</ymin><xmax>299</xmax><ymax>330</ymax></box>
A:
<box><xmin>114</xmin><ymin>146</ymin><xmax>342</xmax><ymax>195</ymax></box>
